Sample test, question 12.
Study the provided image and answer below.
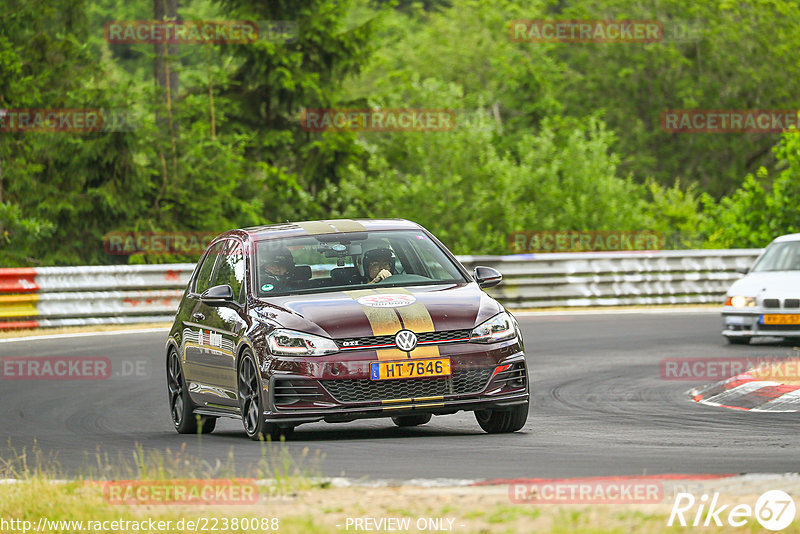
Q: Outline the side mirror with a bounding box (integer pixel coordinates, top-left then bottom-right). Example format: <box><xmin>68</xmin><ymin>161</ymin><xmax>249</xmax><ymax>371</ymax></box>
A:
<box><xmin>474</xmin><ymin>266</ymin><xmax>503</xmax><ymax>289</ymax></box>
<box><xmin>200</xmin><ymin>284</ymin><xmax>235</xmax><ymax>307</ymax></box>
<box><xmin>736</xmin><ymin>266</ymin><xmax>750</xmax><ymax>275</ymax></box>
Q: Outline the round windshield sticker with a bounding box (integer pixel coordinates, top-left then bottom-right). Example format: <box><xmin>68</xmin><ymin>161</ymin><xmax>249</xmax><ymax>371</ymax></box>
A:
<box><xmin>261</xmin><ymin>283</ymin><xmax>274</xmax><ymax>292</ymax></box>
<box><xmin>357</xmin><ymin>294</ymin><xmax>416</xmax><ymax>308</ymax></box>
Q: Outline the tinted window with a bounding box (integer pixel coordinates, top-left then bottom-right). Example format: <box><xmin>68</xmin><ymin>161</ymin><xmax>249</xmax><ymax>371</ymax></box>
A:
<box><xmin>211</xmin><ymin>240</ymin><xmax>246</xmax><ymax>304</ymax></box>
<box><xmin>255</xmin><ymin>230</ymin><xmax>466</xmax><ymax>297</ymax></box>
<box><xmin>194</xmin><ymin>241</ymin><xmax>226</xmax><ymax>294</ymax></box>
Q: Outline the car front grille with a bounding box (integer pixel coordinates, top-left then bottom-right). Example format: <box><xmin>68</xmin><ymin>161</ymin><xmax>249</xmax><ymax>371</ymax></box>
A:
<box><xmin>761</xmin><ymin>299</ymin><xmax>800</xmax><ymax>309</ymax></box>
<box><xmin>335</xmin><ymin>329</ymin><xmax>472</xmax><ymax>350</ymax></box>
<box><xmin>759</xmin><ymin>324</ymin><xmax>800</xmax><ymax>332</ymax></box>
<box><xmin>320</xmin><ymin>367</ymin><xmax>494</xmax><ymax>403</ymax></box>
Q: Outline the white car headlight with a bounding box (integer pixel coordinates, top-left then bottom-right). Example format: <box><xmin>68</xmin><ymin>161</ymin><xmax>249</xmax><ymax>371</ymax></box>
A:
<box><xmin>266</xmin><ymin>329</ymin><xmax>339</xmax><ymax>356</ymax></box>
<box><xmin>725</xmin><ymin>296</ymin><xmax>756</xmax><ymax>308</ymax></box>
<box><xmin>470</xmin><ymin>312</ymin><xmax>518</xmax><ymax>343</ymax></box>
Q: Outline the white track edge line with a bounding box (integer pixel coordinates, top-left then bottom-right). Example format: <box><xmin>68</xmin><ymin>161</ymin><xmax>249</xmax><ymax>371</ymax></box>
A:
<box><xmin>0</xmin><ymin>328</ymin><xmax>170</xmax><ymax>343</ymax></box>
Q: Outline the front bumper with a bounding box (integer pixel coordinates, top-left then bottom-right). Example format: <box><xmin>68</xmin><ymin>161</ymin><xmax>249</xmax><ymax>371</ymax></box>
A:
<box><xmin>259</xmin><ymin>339</ymin><xmax>529</xmax><ymax>424</ymax></box>
<box><xmin>722</xmin><ymin>308</ymin><xmax>800</xmax><ymax>338</ymax></box>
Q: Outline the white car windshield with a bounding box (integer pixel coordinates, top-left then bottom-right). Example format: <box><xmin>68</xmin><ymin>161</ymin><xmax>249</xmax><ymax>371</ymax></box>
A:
<box><xmin>751</xmin><ymin>241</ymin><xmax>800</xmax><ymax>272</ymax></box>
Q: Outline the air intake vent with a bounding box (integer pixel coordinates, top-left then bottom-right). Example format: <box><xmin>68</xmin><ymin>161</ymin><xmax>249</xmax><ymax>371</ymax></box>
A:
<box><xmin>273</xmin><ymin>379</ymin><xmax>324</xmax><ymax>406</ymax></box>
<box><xmin>493</xmin><ymin>362</ymin><xmax>527</xmax><ymax>388</ymax></box>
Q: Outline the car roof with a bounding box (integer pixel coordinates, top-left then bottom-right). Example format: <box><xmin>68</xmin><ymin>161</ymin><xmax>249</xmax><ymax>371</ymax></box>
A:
<box><xmin>221</xmin><ymin>219</ymin><xmax>425</xmax><ymax>242</ymax></box>
<box><xmin>772</xmin><ymin>233</ymin><xmax>800</xmax><ymax>244</ymax></box>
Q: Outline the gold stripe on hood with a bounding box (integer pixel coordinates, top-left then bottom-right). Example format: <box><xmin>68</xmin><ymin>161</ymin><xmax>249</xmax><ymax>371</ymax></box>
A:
<box><xmin>345</xmin><ymin>289</ymin><xmax>406</xmax><ymax>361</ymax></box>
<box><xmin>378</xmin><ymin>288</ymin><xmax>440</xmax><ymax>359</ymax></box>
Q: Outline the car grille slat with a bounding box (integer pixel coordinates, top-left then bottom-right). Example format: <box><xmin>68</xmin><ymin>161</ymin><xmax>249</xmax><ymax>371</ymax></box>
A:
<box><xmin>320</xmin><ymin>368</ymin><xmax>494</xmax><ymax>403</ymax></box>
<box><xmin>492</xmin><ymin>363</ymin><xmax>527</xmax><ymax>387</ymax></box>
<box><xmin>335</xmin><ymin>329</ymin><xmax>472</xmax><ymax>350</ymax></box>
<box><xmin>760</xmin><ymin>324</ymin><xmax>800</xmax><ymax>331</ymax></box>
<box><xmin>763</xmin><ymin>298</ymin><xmax>781</xmax><ymax>308</ymax></box>
<box><xmin>273</xmin><ymin>379</ymin><xmax>325</xmax><ymax>406</ymax></box>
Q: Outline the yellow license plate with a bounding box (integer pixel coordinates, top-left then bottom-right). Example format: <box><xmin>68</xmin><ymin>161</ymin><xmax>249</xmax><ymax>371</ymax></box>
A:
<box><xmin>370</xmin><ymin>358</ymin><xmax>451</xmax><ymax>380</ymax></box>
<box><xmin>762</xmin><ymin>314</ymin><xmax>800</xmax><ymax>325</ymax></box>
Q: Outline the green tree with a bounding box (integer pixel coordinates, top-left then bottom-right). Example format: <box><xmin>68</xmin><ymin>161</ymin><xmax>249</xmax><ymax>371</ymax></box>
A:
<box><xmin>699</xmin><ymin>129</ymin><xmax>800</xmax><ymax>248</ymax></box>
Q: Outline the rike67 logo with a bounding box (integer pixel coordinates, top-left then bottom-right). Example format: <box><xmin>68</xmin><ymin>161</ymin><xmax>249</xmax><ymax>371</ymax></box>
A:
<box><xmin>669</xmin><ymin>490</ymin><xmax>796</xmax><ymax>531</ymax></box>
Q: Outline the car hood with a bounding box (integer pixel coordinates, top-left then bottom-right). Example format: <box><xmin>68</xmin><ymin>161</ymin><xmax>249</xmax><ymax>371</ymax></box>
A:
<box><xmin>727</xmin><ymin>271</ymin><xmax>800</xmax><ymax>300</ymax></box>
<box><xmin>251</xmin><ymin>283</ymin><xmax>503</xmax><ymax>339</ymax></box>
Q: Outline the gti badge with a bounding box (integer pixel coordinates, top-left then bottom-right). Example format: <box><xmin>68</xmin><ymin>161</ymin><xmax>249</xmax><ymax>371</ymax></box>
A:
<box><xmin>395</xmin><ymin>329</ymin><xmax>418</xmax><ymax>352</ymax></box>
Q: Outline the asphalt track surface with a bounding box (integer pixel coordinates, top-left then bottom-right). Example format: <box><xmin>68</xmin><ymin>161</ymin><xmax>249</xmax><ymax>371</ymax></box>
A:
<box><xmin>2</xmin><ymin>311</ymin><xmax>800</xmax><ymax>481</ymax></box>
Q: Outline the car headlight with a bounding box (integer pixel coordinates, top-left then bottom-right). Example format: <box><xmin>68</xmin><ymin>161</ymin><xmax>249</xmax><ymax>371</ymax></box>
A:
<box><xmin>725</xmin><ymin>296</ymin><xmax>756</xmax><ymax>308</ymax></box>
<box><xmin>266</xmin><ymin>329</ymin><xmax>339</xmax><ymax>356</ymax></box>
<box><xmin>470</xmin><ymin>312</ymin><xmax>518</xmax><ymax>343</ymax></box>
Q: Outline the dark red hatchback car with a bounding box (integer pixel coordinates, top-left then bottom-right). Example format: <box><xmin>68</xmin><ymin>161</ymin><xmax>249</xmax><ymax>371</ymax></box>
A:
<box><xmin>166</xmin><ymin>219</ymin><xmax>529</xmax><ymax>440</ymax></box>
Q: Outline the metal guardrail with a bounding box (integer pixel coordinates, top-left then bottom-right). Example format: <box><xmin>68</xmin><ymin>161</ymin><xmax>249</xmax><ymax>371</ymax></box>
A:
<box><xmin>0</xmin><ymin>264</ymin><xmax>194</xmax><ymax>329</ymax></box>
<box><xmin>459</xmin><ymin>249</ymin><xmax>762</xmax><ymax>307</ymax></box>
<box><xmin>0</xmin><ymin>250</ymin><xmax>762</xmax><ymax>329</ymax></box>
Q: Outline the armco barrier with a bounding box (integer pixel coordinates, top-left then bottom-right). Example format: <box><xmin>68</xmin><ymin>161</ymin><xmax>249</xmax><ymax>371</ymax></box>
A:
<box><xmin>0</xmin><ymin>250</ymin><xmax>762</xmax><ymax>329</ymax></box>
<box><xmin>457</xmin><ymin>249</ymin><xmax>762</xmax><ymax>308</ymax></box>
<box><xmin>0</xmin><ymin>264</ymin><xmax>194</xmax><ymax>329</ymax></box>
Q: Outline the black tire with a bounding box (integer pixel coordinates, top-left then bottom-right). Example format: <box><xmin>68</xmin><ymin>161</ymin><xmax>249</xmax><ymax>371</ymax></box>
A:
<box><xmin>392</xmin><ymin>414</ymin><xmax>432</xmax><ymax>427</ymax></box>
<box><xmin>237</xmin><ymin>351</ymin><xmax>293</xmax><ymax>441</ymax></box>
<box><xmin>474</xmin><ymin>402</ymin><xmax>528</xmax><ymax>434</ymax></box>
<box><xmin>725</xmin><ymin>336</ymin><xmax>751</xmax><ymax>345</ymax></box>
<box><xmin>167</xmin><ymin>350</ymin><xmax>216</xmax><ymax>434</ymax></box>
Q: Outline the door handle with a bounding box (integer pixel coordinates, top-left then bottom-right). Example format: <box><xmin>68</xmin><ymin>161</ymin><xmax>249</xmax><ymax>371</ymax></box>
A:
<box><xmin>192</xmin><ymin>312</ymin><xmax>205</xmax><ymax>321</ymax></box>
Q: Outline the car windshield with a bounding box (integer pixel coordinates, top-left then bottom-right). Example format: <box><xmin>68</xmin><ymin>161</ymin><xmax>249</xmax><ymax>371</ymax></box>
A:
<box><xmin>254</xmin><ymin>230</ymin><xmax>467</xmax><ymax>297</ymax></box>
<box><xmin>751</xmin><ymin>241</ymin><xmax>800</xmax><ymax>272</ymax></box>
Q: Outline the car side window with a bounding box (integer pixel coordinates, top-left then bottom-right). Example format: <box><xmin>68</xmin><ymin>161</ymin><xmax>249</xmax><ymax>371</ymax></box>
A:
<box><xmin>194</xmin><ymin>241</ymin><xmax>226</xmax><ymax>295</ymax></box>
<box><xmin>211</xmin><ymin>240</ymin><xmax>246</xmax><ymax>304</ymax></box>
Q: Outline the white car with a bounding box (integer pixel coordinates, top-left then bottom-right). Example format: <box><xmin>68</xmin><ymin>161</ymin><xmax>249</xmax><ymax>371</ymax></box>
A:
<box><xmin>722</xmin><ymin>233</ymin><xmax>800</xmax><ymax>344</ymax></box>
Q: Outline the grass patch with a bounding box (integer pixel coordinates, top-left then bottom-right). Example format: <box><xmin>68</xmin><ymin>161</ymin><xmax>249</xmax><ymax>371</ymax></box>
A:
<box><xmin>4</xmin><ymin>445</ymin><xmax>798</xmax><ymax>532</ymax></box>
<box><xmin>4</xmin><ymin>478</ymin><xmax>797</xmax><ymax>533</ymax></box>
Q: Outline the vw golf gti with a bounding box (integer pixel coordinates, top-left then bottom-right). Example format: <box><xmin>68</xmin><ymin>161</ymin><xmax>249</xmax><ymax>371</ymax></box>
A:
<box><xmin>166</xmin><ymin>219</ymin><xmax>529</xmax><ymax>440</ymax></box>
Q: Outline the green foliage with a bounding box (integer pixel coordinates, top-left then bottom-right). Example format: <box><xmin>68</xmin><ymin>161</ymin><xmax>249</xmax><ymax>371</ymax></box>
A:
<box><xmin>642</xmin><ymin>179</ymin><xmax>705</xmax><ymax>249</ymax></box>
<box><xmin>325</xmin><ymin>76</ymin><xmax>654</xmax><ymax>253</ymax></box>
<box><xmin>2</xmin><ymin>0</ymin><xmax>800</xmax><ymax>266</ymax></box>
<box><xmin>699</xmin><ymin>130</ymin><xmax>800</xmax><ymax>248</ymax></box>
<box><xmin>552</xmin><ymin>0</ymin><xmax>800</xmax><ymax>197</ymax></box>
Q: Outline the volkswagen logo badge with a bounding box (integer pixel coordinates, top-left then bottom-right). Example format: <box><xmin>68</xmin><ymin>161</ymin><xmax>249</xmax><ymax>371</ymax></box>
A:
<box><xmin>395</xmin><ymin>329</ymin><xmax>418</xmax><ymax>352</ymax></box>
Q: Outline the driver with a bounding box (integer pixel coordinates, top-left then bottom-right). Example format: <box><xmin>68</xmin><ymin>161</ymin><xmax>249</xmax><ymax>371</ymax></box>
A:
<box><xmin>260</xmin><ymin>247</ymin><xmax>295</xmax><ymax>290</ymax></box>
<box><xmin>364</xmin><ymin>247</ymin><xmax>395</xmax><ymax>284</ymax></box>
